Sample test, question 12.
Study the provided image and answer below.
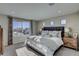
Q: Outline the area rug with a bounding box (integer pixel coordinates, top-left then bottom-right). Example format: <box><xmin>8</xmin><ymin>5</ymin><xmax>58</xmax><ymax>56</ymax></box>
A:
<box><xmin>16</xmin><ymin>47</ymin><xmax>37</xmax><ymax>56</ymax></box>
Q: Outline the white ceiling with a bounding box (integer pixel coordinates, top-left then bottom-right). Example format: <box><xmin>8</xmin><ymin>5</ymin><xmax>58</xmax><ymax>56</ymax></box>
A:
<box><xmin>0</xmin><ymin>3</ymin><xmax>79</xmax><ymax>20</ymax></box>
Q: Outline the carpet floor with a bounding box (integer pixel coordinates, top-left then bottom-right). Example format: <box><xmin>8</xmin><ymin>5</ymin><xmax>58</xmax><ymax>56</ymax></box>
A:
<box><xmin>2</xmin><ymin>42</ymin><xmax>79</xmax><ymax>56</ymax></box>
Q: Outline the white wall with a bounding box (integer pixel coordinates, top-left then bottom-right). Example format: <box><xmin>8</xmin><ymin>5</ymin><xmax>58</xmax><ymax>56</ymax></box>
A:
<box><xmin>0</xmin><ymin>15</ymin><xmax>9</xmax><ymax>47</ymax></box>
<box><xmin>37</xmin><ymin>12</ymin><xmax>79</xmax><ymax>33</ymax></box>
<box><xmin>32</xmin><ymin>21</ymin><xmax>38</xmax><ymax>35</ymax></box>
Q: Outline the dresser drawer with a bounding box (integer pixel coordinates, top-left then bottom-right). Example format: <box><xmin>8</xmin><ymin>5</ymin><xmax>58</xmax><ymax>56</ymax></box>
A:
<box><xmin>63</xmin><ymin>37</ymin><xmax>77</xmax><ymax>49</ymax></box>
<box><xmin>0</xmin><ymin>45</ymin><xmax>2</xmax><ymax>52</ymax></box>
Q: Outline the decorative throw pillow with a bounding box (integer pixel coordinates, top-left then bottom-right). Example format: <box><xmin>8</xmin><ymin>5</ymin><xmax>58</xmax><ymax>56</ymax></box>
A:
<box><xmin>48</xmin><ymin>31</ymin><xmax>62</xmax><ymax>38</ymax></box>
<box><xmin>34</xmin><ymin>37</ymin><xmax>40</xmax><ymax>42</ymax></box>
<box><xmin>57</xmin><ymin>31</ymin><xmax>61</xmax><ymax>38</ymax></box>
<box><xmin>49</xmin><ymin>31</ymin><xmax>58</xmax><ymax>37</ymax></box>
<box><xmin>41</xmin><ymin>31</ymin><xmax>49</xmax><ymax>37</ymax></box>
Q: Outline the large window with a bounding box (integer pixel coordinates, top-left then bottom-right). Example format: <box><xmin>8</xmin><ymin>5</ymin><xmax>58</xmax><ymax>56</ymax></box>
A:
<box><xmin>13</xmin><ymin>19</ymin><xmax>31</xmax><ymax>35</ymax></box>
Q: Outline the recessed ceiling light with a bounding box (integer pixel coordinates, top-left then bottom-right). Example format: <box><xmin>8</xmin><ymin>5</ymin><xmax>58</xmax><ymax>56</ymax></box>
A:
<box><xmin>58</xmin><ymin>10</ymin><xmax>61</xmax><ymax>13</ymax></box>
<box><xmin>11</xmin><ymin>11</ymin><xmax>15</xmax><ymax>14</ymax></box>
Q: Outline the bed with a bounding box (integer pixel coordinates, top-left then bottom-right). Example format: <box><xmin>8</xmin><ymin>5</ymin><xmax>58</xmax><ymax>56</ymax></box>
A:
<box><xmin>26</xmin><ymin>27</ymin><xmax>64</xmax><ymax>56</ymax></box>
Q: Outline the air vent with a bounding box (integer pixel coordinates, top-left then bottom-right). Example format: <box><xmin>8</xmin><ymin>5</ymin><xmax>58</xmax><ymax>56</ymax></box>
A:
<box><xmin>48</xmin><ymin>3</ymin><xmax>55</xmax><ymax>6</ymax></box>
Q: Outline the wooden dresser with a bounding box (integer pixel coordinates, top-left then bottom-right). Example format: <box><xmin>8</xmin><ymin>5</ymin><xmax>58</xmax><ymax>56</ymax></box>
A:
<box><xmin>63</xmin><ymin>37</ymin><xmax>77</xmax><ymax>49</ymax></box>
<box><xmin>0</xmin><ymin>26</ymin><xmax>3</xmax><ymax>54</ymax></box>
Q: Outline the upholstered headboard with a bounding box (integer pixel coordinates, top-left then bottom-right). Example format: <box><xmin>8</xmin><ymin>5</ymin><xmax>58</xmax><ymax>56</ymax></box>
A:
<box><xmin>42</xmin><ymin>27</ymin><xmax>64</xmax><ymax>38</ymax></box>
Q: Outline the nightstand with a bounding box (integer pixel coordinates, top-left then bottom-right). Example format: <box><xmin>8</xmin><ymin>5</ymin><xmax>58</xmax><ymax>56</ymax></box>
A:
<box><xmin>63</xmin><ymin>37</ymin><xmax>77</xmax><ymax>49</ymax></box>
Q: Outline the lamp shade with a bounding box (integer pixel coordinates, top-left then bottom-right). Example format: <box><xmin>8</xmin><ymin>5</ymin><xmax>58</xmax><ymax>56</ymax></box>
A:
<box><xmin>65</xmin><ymin>27</ymin><xmax>70</xmax><ymax>33</ymax></box>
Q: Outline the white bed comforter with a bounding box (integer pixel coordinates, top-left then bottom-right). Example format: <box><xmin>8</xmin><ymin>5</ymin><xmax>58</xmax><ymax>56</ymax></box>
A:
<box><xmin>26</xmin><ymin>35</ymin><xmax>63</xmax><ymax>56</ymax></box>
<box><xmin>43</xmin><ymin>37</ymin><xmax>63</xmax><ymax>48</ymax></box>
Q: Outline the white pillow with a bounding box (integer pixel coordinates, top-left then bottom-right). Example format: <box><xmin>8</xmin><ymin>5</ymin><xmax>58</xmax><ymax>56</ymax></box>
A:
<box><xmin>34</xmin><ymin>38</ymin><xmax>40</xmax><ymax>42</ymax></box>
<box><xmin>48</xmin><ymin>31</ymin><xmax>61</xmax><ymax>38</ymax></box>
<box><xmin>41</xmin><ymin>31</ymin><xmax>49</xmax><ymax>37</ymax></box>
<box><xmin>58</xmin><ymin>31</ymin><xmax>61</xmax><ymax>38</ymax></box>
<box><xmin>49</xmin><ymin>31</ymin><xmax>58</xmax><ymax>37</ymax></box>
<box><xmin>34</xmin><ymin>36</ymin><xmax>41</xmax><ymax>42</ymax></box>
